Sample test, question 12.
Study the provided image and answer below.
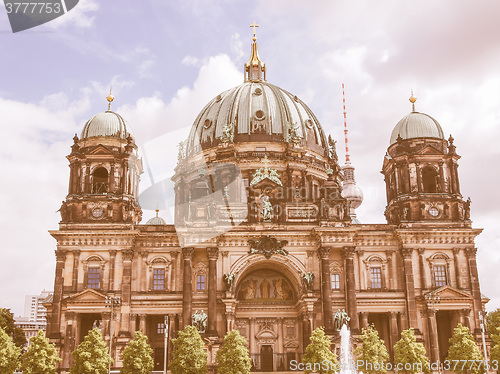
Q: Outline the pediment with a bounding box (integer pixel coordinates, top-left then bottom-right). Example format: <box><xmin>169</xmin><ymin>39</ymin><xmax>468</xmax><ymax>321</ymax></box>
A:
<box><xmin>64</xmin><ymin>288</ymin><xmax>107</xmax><ymax>304</ymax></box>
<box><xmin>88</xmin><ymin>144</ymin><xmax>114</xmax><ymax>155</ymax></box>
<box><xmin>425</xmin><ymin>286</ymin><xmax>472</xmax><ymax>300</ymax></box>
<box><xmin>284</xmin><ymin>341</ymin><xmax>299</xmax><ymax>349</ymax></box>
<box><xmin>256</xmin><ymin>329</ymin><xmax>277</xmax><ymax>340</ymax></box>
<box><xmin>415</xmin><ymin>144</ymin><xmax>445</xmax><ymax>156</ymax></box>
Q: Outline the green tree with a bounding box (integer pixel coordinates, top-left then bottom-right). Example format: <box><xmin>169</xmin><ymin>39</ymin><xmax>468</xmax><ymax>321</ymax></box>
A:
<box><xmin>486</xmin><ymin>309</ymin><xmax>500</xmax><ymax>338</ymax></box>
<box><xmin>446</xmin><ymin>323</ymin><xmax>483</xmax><ymax>374</ymax></box>
<box><xmin>393</xmin><ymin>328</ymin><xmax>429</xmax><ymax>374</ymax></box>
<box><xmin>302</xmin><ymin>327</ymin><xmax>337</xmax><ymax>374</ymax></box>
<box><xmin>170</xmin><ymin>325</ymin><xmax>207</xmax><ymax>374</ymax></box>
<box><xmin>0</xmin><ymin>308</ymin><xmax>27</xmax><ymax>349</ymax></box>
<box><xmin>70</xmin><ymin>327</ymin><xmax>110</xmax><ymax>374</ymax></box>
<box><xmin>20</xmin><ymin>330</ymin><xmax>61</xmax><ymax>374</ymax></box>
<box><xmin>216</xmin><ymin>329</ymin><xmax>251</xmax><ymax>374</ymax></box>
<box><xmin>121</xmin><ymin>330</ymin><xmax>154</xmax><ymax>374</ymax></box>
<box><xmin>354</xmin><ymin>325</ymin><xmax>389</xmax><ymax>374</ymax></box>
<box><xmin>0</xmin><ymin>327</ymin><xmax>21</xmax><ymax>374</ymax></box>
<box><xmin>490</xmin><ymin>327</ymin><xmax>500</xmax><ymax>368</ymax></box>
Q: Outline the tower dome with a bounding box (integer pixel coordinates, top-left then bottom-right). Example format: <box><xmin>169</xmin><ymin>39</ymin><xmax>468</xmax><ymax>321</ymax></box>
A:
<box><xmin>146</xmin><ymin>210</ymin><xmax>167</xmax><ymax>225</ymax></box>
<box><xmin>80</xmin><ymin>94</ymin><xmax>132</xmax><ymax>140</ymax></box>
<box><xmin>389</xmin><ymin>95</ymin><xmax>444</xmax><ymax>145</ymax></box>
<box><xmin>81</xmin><ymin>110</ymin><xmax>131</xmax><ymax>140</ymax></box>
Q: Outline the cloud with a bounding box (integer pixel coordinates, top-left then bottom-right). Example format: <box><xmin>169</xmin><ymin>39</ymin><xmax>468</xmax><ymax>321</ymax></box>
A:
<box><xmin>49</xmin><ymin>0</ymin><xmax>99</xmax><ymax>29</ymax></box>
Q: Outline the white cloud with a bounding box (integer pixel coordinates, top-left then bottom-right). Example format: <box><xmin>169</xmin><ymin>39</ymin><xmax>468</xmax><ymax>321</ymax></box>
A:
<box><xmin>49</xmin><ymin>0</ymin><xmax>99</xmax><ymax>29</ymax></box>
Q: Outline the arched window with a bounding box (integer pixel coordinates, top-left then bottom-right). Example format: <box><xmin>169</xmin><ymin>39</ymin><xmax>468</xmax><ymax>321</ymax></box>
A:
<box><xmin>422</xmin><ymin>166</ymin><xmax>438</xmax><ymax>193</ymax></box>
<box><xmin>92</xmin><ymin>167</ymin><xmax>108</xmax><ymax>194</ymax></box>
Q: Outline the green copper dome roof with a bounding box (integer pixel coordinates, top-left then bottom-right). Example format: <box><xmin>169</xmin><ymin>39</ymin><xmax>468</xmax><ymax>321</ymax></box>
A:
<box><xmin>390</xmin><ymin>112</ymin><xmax>445</xmax><ymax>145</ymax></box>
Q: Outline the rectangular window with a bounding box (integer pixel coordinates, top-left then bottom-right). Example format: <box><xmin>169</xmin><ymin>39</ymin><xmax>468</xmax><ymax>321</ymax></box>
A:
<box><xmin>157</xmin><ymin>323</ymin><xmax>165</xmax><ymax>335</ymax></box>
<box><xmin>88</xmin><ymin>267</ymin><xmax>100</xmax><ymax>289</ymax></box>
<box><xmin>370</xmin><ymin>267</ymin><xmax>382</xmax><ymax>289</ymax></box>
<box><xmin>331</xmin><ymin>273</ymin><xmax>340</xmax><ymax>290</ymax></box>
<box><xmin>434</xmin><ymin>265</ymin><xmax>447</xmax><ymax>287</ymax></box>
<box><xmin>153</xmin><ymin>268</ymin><xmax>165</xmax><ymax>290</ymax></box>
<box><xmin>196</xmin><ymin>274</ymin><xmax>205</xmax><ymax>291</ymax></box>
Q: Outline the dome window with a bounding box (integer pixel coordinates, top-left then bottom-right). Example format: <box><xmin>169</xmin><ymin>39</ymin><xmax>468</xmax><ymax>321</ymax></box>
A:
<box><xmin>91</xmin><ymin>167</ymin><xmax>108</xmax><ymax>194</ymax></box>
<box><xmin>254</xmin><ymin>87</ymin><xmax>263</xmax><ymax>95</ymax></box>
<box><xmin>422</xmin><ymin>166</ymin><xmax>438</xmax><ymax>193</ymax></box>
<box><xmin>203</xmin><ymin>119</ymin><xmax>212</xmax><ymax>129</ymax></box>
<box><xmin>255</xmin><ymin>110</ymin><xmax>265</xmax><ymax>120</ymax></box>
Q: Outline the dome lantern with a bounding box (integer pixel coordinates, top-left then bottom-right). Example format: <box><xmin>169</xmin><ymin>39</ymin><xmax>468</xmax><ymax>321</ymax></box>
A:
<box><xmin>244</xmin><ymin>22</ymin><xmax>266</xmax><ymax>82</ymax></box>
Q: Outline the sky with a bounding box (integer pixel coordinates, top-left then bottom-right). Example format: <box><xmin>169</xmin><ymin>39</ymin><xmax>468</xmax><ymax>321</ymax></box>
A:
<box><xmin>1</xmin><ymin>0</ymin><xmax>499</xmax><ymax>316</ymax></box>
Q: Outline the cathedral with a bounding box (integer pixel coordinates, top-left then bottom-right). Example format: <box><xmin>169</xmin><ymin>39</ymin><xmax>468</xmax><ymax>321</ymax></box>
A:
<box><xmin>46</xmin><ymin>30</ymin><xmax>489</xmax><ymax>372</ymax></box>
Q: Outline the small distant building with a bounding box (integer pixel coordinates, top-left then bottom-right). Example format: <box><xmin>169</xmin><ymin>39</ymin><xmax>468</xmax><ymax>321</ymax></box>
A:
<box><xmin>15</xmin><ymin>290</ymin><xmax>53</xmax><ymax>344</ymax></box>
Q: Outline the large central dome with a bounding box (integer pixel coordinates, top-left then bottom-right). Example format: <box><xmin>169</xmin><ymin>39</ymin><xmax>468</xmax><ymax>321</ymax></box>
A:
<box><xmin>184</xmin><ymin>37</ymin><xmax>328</xmax><ymax>158</ymax></box>
<box><xmin>185</xmin><ymin>81</ymin><xmax>328</xmax><ymax>156</ymax></box>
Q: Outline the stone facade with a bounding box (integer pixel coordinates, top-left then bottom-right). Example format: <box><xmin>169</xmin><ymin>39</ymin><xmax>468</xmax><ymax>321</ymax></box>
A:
<box><xmin>46</xmin><ymin>37</ymin><xmax>489</xmax><ymax>372</ymax></box>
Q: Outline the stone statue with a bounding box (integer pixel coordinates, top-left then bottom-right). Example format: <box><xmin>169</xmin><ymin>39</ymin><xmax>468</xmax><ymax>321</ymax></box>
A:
<box><xmin>302</xmin><ymin>272</ymin><xmax>315</xmax><ymax>291</ymax></box>
<box><xmin>334</xmin><ymin>309</ymin><xmax>350</xmax><ymax>331</ymax></box>
<box><xmin>220</xmin><ymin>122</ymin><xmax>234</xmax><ymax>143</ymax></box>
<box><xmin>328</xmin><ymin>135</ymin><xmax>338</xmax><ymax>160</ymax></box>
<box><xmin>464</xmin><ymin>197</ymin><xmax>471</xmax><ymax>220</ymax></box>
<box><xmin>223</xmin><ymin>272</ymin><xmax>235</xmax><ymax>292</ymax></box>
<box><xmin>192</xmin><ymin>310</ymin><xmax>208</xmax><ymax>333</ymax></box>
<box><xmin>287</xmin><ymin>122</ymin><xmax>300</xmax><ymax>145</ymax></box>
<box><xmin>261</xmin><ymin>196</ymin><xmax>273</xmax><ymax>221</ymax></box>
<box><xmin>177</xmin><ymin>141</ymin><xmax>186</xmax><ymax>160</ymax></box>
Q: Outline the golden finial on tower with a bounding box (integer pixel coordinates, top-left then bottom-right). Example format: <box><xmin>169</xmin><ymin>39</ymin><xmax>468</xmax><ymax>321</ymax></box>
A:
<box><xmin>106</xmin><ymin>87</ymin><xmax>114</xmax><ymax>111</ymax></box>
<box><xmin>250</xmin><ymin>21</ymin><xmax>259</xmax><ymax>42</ymax></box>
<box><xmin>155</xmin><ymin>209</ymin><xmax>159</xmax><ymax>217</ymax></box>
<box><xmin>409</xmin><ymin>89</ymin><xmax>417</xmax><ymax>112</ymax></box>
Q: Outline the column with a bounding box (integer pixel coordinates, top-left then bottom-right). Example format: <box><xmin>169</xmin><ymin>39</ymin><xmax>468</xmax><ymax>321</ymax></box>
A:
<box><xmin>318</xmin><ymin>247</ymin><xmax>334</xmax><ymax>332</ymax></box>
<box><xmin>109</xmin><ymin>162</ymin><xmax>115</xmax><ymax>193</ymax></box>
<box><xmin>108</xmin><ymin>250</ymin><xmax>116</xmax><ymax>291</ymax></box>
<box><xmin>466</xmin><ymin>248</ymin><xmax>482</xmax><ymax>331</ymax></box>
<box><xmin>302</xmin><ymin>312</ymin><xmax>311</xmax><ymax>352</ymax></box>
<box><xmin>418</xmin><ymin>248</ymin><xmax>427</xmax><ymax>289</ymax></box>
<box><xmin>120</xmin><ymin>249</ymin><xmax>133</xmax><ymax>335</ymax></box>
<box><xmin>171</xmin><ymin>251</ymin><xmax>179</xmax><ymax>292</ymax></box>
<box><xmin>385</xmin><ymin>250</ymin><xmax>394</xmax><ymax>289</ymax></box>
<box><xmin>84</xmin><ymin>162</ymin><xmax>91</xmax><ymax>193</ymax></box>
<box><xmin>438</xmin><ymin>162</ymin><xmax>445</xmax><ymax>192</ymax></box>
<box><xmin>389</xmin><ymin>312</ymin><xmax>399</xmax><ymax>355</ymax></box>
<box><xmin>400</xmin><ymin>248</ymin><xmax>419</xmax><ymax>330</ymax></box>
<box><xmin>130</xmin><ymin>314</ymin><xmax>137</xmax><ymax>334</ymax></box>
<box><xmin>207</xmin><ymin>247</ymin><xmax>219</xmax><ymax>336</ymax></box>
<box><xmin>356</xmin><ymin>250</ymin><xmax>364</xmax><ymax>291</ymax></box>
<box><xmin>452</xmin><ymin>248</ymin><xmax>462</xmax><ymax>289</ymax></box>
<box><xmin>427</xmin><ymin>309</ymin><xmax>439</xmax><ymax>364</ymax></box>
<box><xmin>72</xmin><ymin>250</ymin><xmax>80</xmax><ymax>291</ymax></box>
<box><xmin>343</xmin><ymin>246</ymin><xmax>360</xmax><ymax>332</ymax></box>
<box><xmin>182</xmin><ymin>247</ymin><xmax>194</xmax><ymax>327</ymax></box>
<box><xmin>139</xmin><ymin>314</ymin><xmax>147</xmax><ymax>333</ymax></box>
<box><xmin>360</xmin><ymin>312</ymin><xmax>369</xmax><ymax>330</ymax></box>
<box><xmin>47</xmin><ymin>250</ymin><xmax>66</xmax><ymax>339</ymax></box>
<box><xmin>249</xmin><ymin>318</ymin><xmax>256</xmax><ymax>355</ymax></box>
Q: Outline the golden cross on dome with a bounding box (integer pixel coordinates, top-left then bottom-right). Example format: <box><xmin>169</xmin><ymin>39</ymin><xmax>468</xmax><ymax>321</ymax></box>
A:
<box><xmin>250</xmin><ymin>21</ymin><xmax>259</xmax><ymax>41</ymax></box>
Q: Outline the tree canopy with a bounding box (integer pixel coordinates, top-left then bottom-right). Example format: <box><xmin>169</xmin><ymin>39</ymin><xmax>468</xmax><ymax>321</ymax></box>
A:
<box><xmin>354</xmin><ymin>325</ymin><xmax>390</xmax><ymax>374</ymax></box>
<box><xmin>302</xmin><ymin>327</ymin><xmax>337</xmax><ymax>374</ymax></box>
<box><xmin>20</xmin><ymin>330</ymin><xmax>61</xmax><ymax>374</ymax></box>
<box><xmin>446</xmin><ymin>323</ymin><xmax>483</xmax><ymax>374</ymax></box>
<box><xmin>121</xmin><ymin>330</ymin><xmax>154</xmax><ymax>374</ymax></box>
<box><xmin>0</xmin><ymin>308</ymin><xmax>27</xmax><ymax>349</ymax></box>
<box><xmin>170</xmin><ymin>325</ymin><xmax>207</xmax><ymax>374</ymax></box>
<box><xmin>216</xmin><ymin>329</ymin><xmax>251</xmax><ymax>374</ymax></box>
<box><xmin>393</xmin><ymin>328</ymin><xmax>429</xmax><ymax>374</ymax></box>
<box><xmin>0</xmin><ymin>327</ymin><xmax>21</xmax><ymax>374</ymax></box>
<box><xmin>70</xmin><ymin>327</ymin><xmax>110</xmax><ymax>374</ymax></box>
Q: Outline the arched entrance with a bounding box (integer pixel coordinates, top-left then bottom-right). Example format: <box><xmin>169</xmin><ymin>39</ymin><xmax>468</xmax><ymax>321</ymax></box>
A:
<box><xmin>234</xmin><ymin>265</ymin><xmax>301</xmax><ymax>372</ymax></box>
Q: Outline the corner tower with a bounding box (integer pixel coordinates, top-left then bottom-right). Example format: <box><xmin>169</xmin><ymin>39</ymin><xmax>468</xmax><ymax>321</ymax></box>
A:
<box><xmin>381</xmin><ymin>94</ymin><xmax>469</xmax><ymax>225</ymax></box>
<box><xmin>60</xmin><ymin>94</ymin><xmax>143</xmax><ymax>224</ymax></box>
